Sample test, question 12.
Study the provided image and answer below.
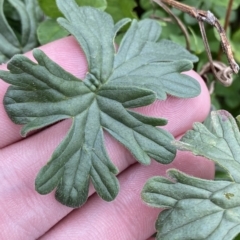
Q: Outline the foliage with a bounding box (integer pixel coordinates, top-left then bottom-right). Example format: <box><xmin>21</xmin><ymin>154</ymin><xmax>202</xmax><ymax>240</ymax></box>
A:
<box><xmin>38</xmin><ymin>0</ymin><xmax>107</xmax><ymax>18</ymax></box>
<box><xmin>105</xmin><ymin>0</ymin><xmax>137</xmax><ymax>23</ymax></box>
<box><xmin>0</xmin><ymin>0</ymin><xmax>200</xmax><ymax>207</ymax></box>
<box><xmin>142</xmin><ymin>110</ymin><xmax>240</xmax><ymax>239</ymax></box>
<box><xmin>138</xmin><ymin>0</ymin><xmax>240</xmax><ymax>115</ymax></box>
<box><xmin>4</xmin><ymin>0</ymin><xmax>239</xmax><ymax>112</ymax></box>
<box><xmin>0</xmin><ymin>0</ymin><xmax>43</xmax><ymax>63</ymax></box>
<box><xmin>2</xmin><ymin>0</ymin><xmax>240</xmax><ymax>111</ymax></box>
<box><xmin>1</xmin><ymin>0</ymin><xmax>240</xmax><ymax>239</ymax></box>
<box><xmin>36</xmin><ymin>0</ymin><xmax>137</xmax><ymax>45</ymax></box>
<box><xmin>37</xmin><ymin>19</ymin><xmax>69</xmax><ymax>45</ymax></box>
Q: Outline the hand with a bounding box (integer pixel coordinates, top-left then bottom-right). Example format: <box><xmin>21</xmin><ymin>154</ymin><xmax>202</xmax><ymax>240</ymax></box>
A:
<box><xmin>0</xmin><ymin>36</ymin><xmax>214</xmax><ymax>240</ymax></box>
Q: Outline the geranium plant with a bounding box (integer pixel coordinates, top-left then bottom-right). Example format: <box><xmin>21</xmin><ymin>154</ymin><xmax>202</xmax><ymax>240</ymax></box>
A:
<box><xmin>1</xmin><ymin>0</ymin><xmax>240</xmax><ymax>239</ymax></box>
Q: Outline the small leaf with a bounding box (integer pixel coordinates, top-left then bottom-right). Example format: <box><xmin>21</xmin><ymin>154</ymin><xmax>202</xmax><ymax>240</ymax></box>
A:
<box><xmin>142</xmin><ymin>110</ymin><xmax>240</xmax><ymax>239</ymax></box>
<box><xmin>140</xmin><ymin>0</ymin><xmax>157</xmax><ymax>10</ymax></box>
<box><xmin>38</xmin><ymin>0</ymin><xmax>107</xmax><ymax>18</ymax></box>
<box><xmin>142</xmin><ymin>169</ymin><xmax>240</xmax><ymax>240</ymax></box>
<box><xmin>0</xmin><ymin>0</ymin><xmax>41</xmax><ymax>63</ymax></box>
<box><xmin>110</xmin><ymin>20</ymin><xmax>200</xmax><ymax>100</ymax></box>
<box><xmin>76</xmin><ymin>0</ymin><xmax>107</xmax><ymax>11</ymax></box>
<box><xmin>213</xmin><ymin>0</ymin><xmax>240</xmax><ymax>9</ymax></box>
<box><xmin>37</xmin><ymin>19</ymin><xmax>69</xmax><ymax>45</ymax></box>
<box><xmin>105</xmin><ymin>0</ymin><xmax>137</xmax><ymax>23</ymax></box>
<box><xmin>174</xmin><ymin>110</ymin><xmax>240</xmax><ymax>183</ymax></box>
<box><xmin>8</xmin><ymin>0</ymin><xmax>38</xmax><ymax>50</ymax></box>
<box><xmin>0</xmin><ymin>0</ymin><xmax>21</xmax><ymax>59</ymax></box>
<box><xmin>38</xmin><ymin>0</ymin><xmax>63</xmax><ymax>18</ymax></box>
<box><xmin>188</xmin><ymin>27</ymin><xmax>205</xmax><ymax>54</ymax></box>
<box><xmin>0</xmin><ymin>2</ymin><xmax>200</xmax><ymax>207</ymax></box>
<box><xmin>57</xmin><ymin>1</ymin><xmax>117</xmax><ymax>83</ymax></box>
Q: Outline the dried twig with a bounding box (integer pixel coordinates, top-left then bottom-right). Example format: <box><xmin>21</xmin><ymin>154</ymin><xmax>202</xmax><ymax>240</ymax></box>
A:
<box><xmin>199</xmin><ymin>21</ymin><xmax>233</xmax><ymax>86</ymax></box>
<box><xmin>151</xmin><ymin>0</ymin><xmax>191</xmax><ymax>50</ymax></box>
<box><xmin>217</xmin><ymin>0</ymin><xmax>234</xmax><ymax>61</ymax></box>
<box><xmin>153</xmin><ymin>0</ymin><xmax>239</xmax><ymax>86</ymax></box>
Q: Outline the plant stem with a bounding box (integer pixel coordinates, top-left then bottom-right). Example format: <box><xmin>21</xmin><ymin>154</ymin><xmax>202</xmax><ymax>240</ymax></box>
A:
<box><xmin>153</xmin><ymin>0</ymin><xmax>239</xmax><ymax>79</ymax></box>
<box><xmin>217</xmin><ymin>0</ymin><xmax>234</xmax><ymax>60</ymax></box>
<box><xmin>153</xmin><ymin>0</ymin><xmax>191</xmax><ymax>50</ymax></box>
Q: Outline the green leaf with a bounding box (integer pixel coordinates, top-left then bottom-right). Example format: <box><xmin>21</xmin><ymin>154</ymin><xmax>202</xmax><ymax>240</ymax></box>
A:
<box><xmin>212</xmin><ymin>0</ymin><xmax>240</xmax><ymax>10</ymax></box>
<box><xmin>110</xmin><ymin>20</ymin><xmax>200</xmax><ymax>100</ymax></box>
<box><xmin>105</xmin><ymin>0</ymin><xmax>137</xmax><ymax>23</ymax></box>
<box><xmin>0</xmin><ymin>0</ymin><xmax>40</xmax><ymax>63</ymax></box>
<box><xmin>0</xmin><ymin>0</ymin><xmax>21</xmax><ymax>59</ymax></box>
<box><xmin>214</xmin><ymin>80</ymin><xmax>240</xmax><ymax>109</ymax></box>
<box><xmin>38</xmin><ymin>0</ymin><xmax>107</xmax><ymax>18</ymax></box>
<box><xmin>142</xmin><ymin>169</ymin><xmax>240</xmax><ymax>240</ymax></box>
<box><xmin>188</xmin><ymin>27</ymin><xmax>205</xmax><ymax>54</ymax></box>
<box><xmin>140</xmin><ymin>0</ymin><xmax>157</xmax><ymax>10</ymax></box>
<box><xmin>57</xmin><ymin>1</ymin><xmax>121</xmax><ymax>83</ymax></box>
<box><xmin>8</xmin><ymin>0</ymin><xmax>39</xmax><ymax>51</ymax></box>
<box><xmin>76</xmin><ymin>0</ymin><xmax>107</xmax><ymax>11</ymax></box>
<box><xmin>0</xmin><ymin>2</ymin><xmax>200</xmax><ymax>208</ymax></box>
<box><xmin>142</xmin><ymin>110</ymin><xmax>240</xmax><ymax>239</ymax></box>
<box><xmin>175</xmin><ymin>110</ymin><xmax>240</xmax><ymax>182</ymax></box>
<box><xmin>38</xmin><ymin>0</ymin><xmax>62</xmax><ymax>18</ymax></box>
<box><xmin>37</xmin><ymin>19</ymin><xmax>69</xmax><ymax>45</ymax></box>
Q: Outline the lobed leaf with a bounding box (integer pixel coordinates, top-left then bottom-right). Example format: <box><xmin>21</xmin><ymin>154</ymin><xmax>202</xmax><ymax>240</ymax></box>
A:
<box><xmin>57</xmin><ymin>1</ymin><xmax>117</xmax><ymax>83</ymax></box>
<box><xmin>174</xmin><ymin>110</ymin><xmax>240</xmax><ymax>183</ymax></box>
<box><xmin>0</xmin><ymin>1</ymin><xmax>200</xmax><ymax>207</ymax></box>
<box><xmin>111</xmin><ymin>20</ymin><xmax>200</xmax><ymax>100</ymax></box>
<box><xmin>142</xmin><ymin>110</ymin><xmax>240</xmax><ymax>239</ymax></box>
<box><xmin>142</xmin><ymin>169</ymin><xmax>240</xmax><ymax>240</ymax></box>
<box><xmin>36</xmin><ymin>106</ymin><xmax>119</xmax><ymax>207</ymax></box>
<box><xmin>0</xmin><ymin>47</ymin><xmax>175</xmax><ymax>207</ymax></box>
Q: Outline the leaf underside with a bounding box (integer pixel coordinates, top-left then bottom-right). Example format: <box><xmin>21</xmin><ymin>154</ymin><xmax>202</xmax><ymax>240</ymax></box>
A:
<box><xmin>0</xmin><ymin>0</ymin><xmax>200</xmax><ymax>207</ymax></box>
<box><xmin>142</xmin><ymin>110</ymin><xmax>240</xmax><ymax>239</ymax></box>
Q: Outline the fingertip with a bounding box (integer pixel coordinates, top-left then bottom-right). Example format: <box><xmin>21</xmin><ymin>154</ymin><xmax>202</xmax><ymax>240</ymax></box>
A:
<box><xmin>183</xmin><ymin>70</ymin><xmax>211</xmax><ymax>110</ymax></box>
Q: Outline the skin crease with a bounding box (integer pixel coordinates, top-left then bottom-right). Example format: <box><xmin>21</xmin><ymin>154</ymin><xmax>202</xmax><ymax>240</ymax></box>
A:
<box><xmin>0</xmin><ymin>36</ymin><xmax>215</xmax><ymax>240</ymax></box>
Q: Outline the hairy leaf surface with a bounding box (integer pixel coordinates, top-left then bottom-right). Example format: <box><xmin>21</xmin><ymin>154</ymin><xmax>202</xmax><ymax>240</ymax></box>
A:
<box><xmin>175</xmin><ymin>110</ymin><xmax>240</xmax><ymax>182</ymax></box>
<box><xmin>0</xmin><ymin>1</ymin><xmax>200</xmax><ymax>207</ymax></box>
<box><xmin>142</xmin><ymin>110</ymin><xmax>240</xmax><ymax>239</ymax></box>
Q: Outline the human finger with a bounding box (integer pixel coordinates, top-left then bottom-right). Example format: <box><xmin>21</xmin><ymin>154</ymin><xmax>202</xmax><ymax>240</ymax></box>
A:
<box><xmin>0</xmin><ymin>36</ymin><xmax>211</xmax><ymax>239</ymax></box>
<box><xmin>0</xmin><ymin>74</ymin><xmax>210</xmax><ymax>239</ymax></box>
<box><xmin>0</xmin><ymin>37</ymin><xmax>210</xmax><ymax>148</ymax></box>
<box><xmin>0</xmin><ymin>36</ymin><xmax>87</xmax><ymax>148</ymax></box>
<box><xmin>39</xmin><ymin>151</ymin><xmax>214</xmax><ymax>240</ymax></box>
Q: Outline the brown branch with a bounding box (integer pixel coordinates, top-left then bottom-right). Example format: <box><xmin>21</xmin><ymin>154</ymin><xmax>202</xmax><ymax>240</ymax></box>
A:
<box><xmin>153</xmin><ymin>0</ymin><xmax>239</xmax><ymax>86</ymax></box>
<box><xmin>153</xmin><ymin>0</ymin><xmax>191</xmax><ymax>50</ymax></box>
<box><xmin>217</xmin><ymin>0</ymin><xmax>234</xmax><ymax>60</ymax></box>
